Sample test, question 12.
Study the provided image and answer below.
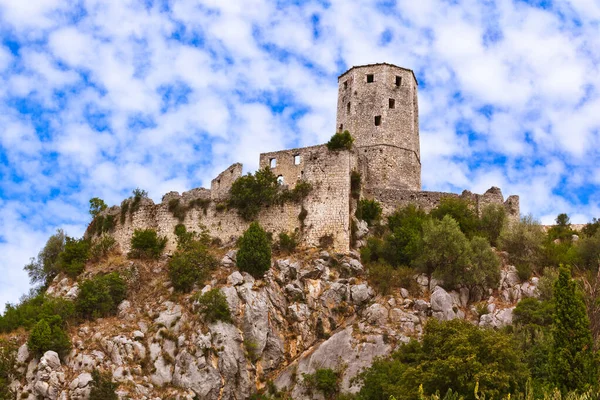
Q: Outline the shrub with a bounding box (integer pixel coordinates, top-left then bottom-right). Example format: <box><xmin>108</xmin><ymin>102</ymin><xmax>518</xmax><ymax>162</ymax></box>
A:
<box><xmin>498</xmin><ymin>215</ymin><xmax>545</xmax><ymax>279</ymax></box>
<box><xmin>244</xmin><ymin>338</ymin><xmax>260</xmax><ymax>363</ymax></box>
<box><xmin>291</xmin><ymin>181</ymin><xmax>313</xmax><ymax>201</ymax></box>
<box><xmin>430</xmin><ymin>196</ymin><xmax>479</xmax><ymax>238</ymax></box>
<box><xmin>0</xmin><ymin>340</ymin><xmax>16</xmax><ymax>400</ymax></box>
<box><xmin>168</xmin><ymin>198</ymin><xmax>187</xmax><ymax>222</ymax></box>
<box><xmin>57</xmin><ymin>237</ymin><xmax>90</xmax><ymax>278</ymax></box>
<box><xmin>76</xmin><ymin>273</ymin><xmax>127</xmax><ymax>319</ymax></box>
<box><xmin>128</xmin><ymin>229</ymin><xmax>167</xmax><ymax>259</ymax></box>
<box><xmin>120</xmin><ymin>188</ymin><xmax>148</xmax><ymax>223</ymax></box>
<box><xmin>367</xmin><ymin>262</ymin><xmax>417</xmax><ymax>296</ymax></box>
<box><xmin>195</xmin><ymin>289</ymin><xmax>232</xmax><ymax>323</ymax></box>
<box><xmin>168</xmin><ymin>241</ymin><xmax>217</xmax><ymax>293</ymax></box>
<box><xmin>303</xmin><ymin>368</ymin><xmax>339</xmax><ymax>399</ymax></box>
<box><xmin>547</xmin><ymin>213</ymin><xmax>575</xmax><ymax>242</ymax></box>
<box><xmin>575</xmin><ymin>231</ymin><xmax>600</xmax><ymax>270</ymax></box>
<box><xmin>119</xmin><ymin>199</ymin><xmax>130</xmax><ymax>224</ymax></box>
<box><xmin>89</xmin><ymin>235</ymin><xmax>117</xmax><ymax>261</ymax></box>
<box><xmin>24</xmin><ymin>229</ymin><xmax>66</xmax><ymax>287</ymax></box>
<box><xmin>350</xmin><ymin>170</ymin><xmax>361</xmax><ymax>199</ymax></box>
<box><xmin>89</xmin><ymin>369</ymin><xmax>118</xmax><ymax>400</ymax></box>
<box><xmin>384</xmin><ymin>205</ymin><xmax>428</xmax><ymax>267</ymax></box>
<box><xmin>237</xmin><ymin>222</ymin><xmax>272</xmax><ymax>278</ymax></box>
<box><xmin>356</xmin><ymin>199</ymin><xmax>382</xmax><ymax>226</ymax></box>
<box><xmin>89</xmin><ymin>197</ymin><xmax>107</xmax><ymax>218</ymax></box>
<box><xmin>326</xmin><ymin>130</ymin><xmax>354</xmax><ymax>151</ymax></box>
<box><xmin>467</xmin><ymin>236</ymin><xmax>501</xmax><ymax>291</ymax></box>
<box><xmin>478</xmin><ymin>203</ymin><xmax>507</xmax><ymax>247</ymax></box>
<box><xmin>356</xmin><ymin>319</ymin><xmax>528</xmax><ymax>400</ymax></box>
<box><xmin>581</xmin><ymin>218</ymin><xmax>600</xmax><ymax>238</ymax></box>
<box><xmin>27</xmin><ymin>315</ymin><xmax>71</xmax><ymax>358</ymax></box>
<box><xmin>413</xmin><ymin>216</ymin><xmax>472</xmax><ymax>289</ymax></box>
<box><xmin>0</xmin><ymin>293</ymin><xmax>75</xmax><ymax>333</ymax></box>
<box><xmin>174</xmin><ymin>224</ymin><xmax>196</xmax><ymax>250</ymax></box>
<box><xmin>277</xmin><ymin>232</ymin><xmax>297</xmax><ymax>254</ymax></box>
<box><xmin>229</xmin><ymin>167</ymin><xmax>279</xmax><ymax>221</ymax></box>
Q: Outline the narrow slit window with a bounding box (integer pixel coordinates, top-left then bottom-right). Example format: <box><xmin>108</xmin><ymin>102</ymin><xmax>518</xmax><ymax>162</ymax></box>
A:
<box><xmin>347</xmin><ymin>102</ymin><xmax>351</xmax><ymax>114</ymax></box>
<box><xmin>343</xmin><ymin>81</ymin><xmax>348</xmax><ymax>89</ymax></box>
<box><xmin>395</xmin><ymin>76</ymin><xmax>402</xmax><ymax>86</ymax></box>
<box><xmin>294</xmin><ymin>155</ymin><xmax>301</xmax><ymax>165</ymax></box>
<box><xmin>374</xmin><ymin>116</ymin><xmax>381</xmax><ymax>126</ymax></box>
<box><xmin>270</xmin><ymin>158</ymin><xmax>277</xmax><ymax>168</ymax></box>
<box><xmin>367</xmin><ymin>74</ymin><xmax>374</xmax><ymax>83</ymax></box>
<box><xmin>339</xmin><ymin>124</ymin><xmax>343</xmax><ymax>131</ymax></box>
<box><xmin>389</xmin><ymin>98</ymin><xmax>395</xmax><ymax>109</ymax></box>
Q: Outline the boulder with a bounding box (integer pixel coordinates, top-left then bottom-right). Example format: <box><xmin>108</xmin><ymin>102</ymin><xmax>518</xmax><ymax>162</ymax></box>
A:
<box><xmin>430</xmin><ymin>286</ymin><xmax>457</xmax><ymax>321</ymax></box>
<box><xmin>227</xmin><ymin>271</ymin><xmax>244</xmax><ymax>286</ymax></box>
<box><xmin>350</xmin><ymin>284</ymin><xmax>374</xmax><ymax>305</ymax></box>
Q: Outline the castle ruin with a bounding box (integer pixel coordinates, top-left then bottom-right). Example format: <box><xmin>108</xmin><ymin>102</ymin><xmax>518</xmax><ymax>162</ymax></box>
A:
<box><xmin>97</xmin><ymin>63</ymin><xmax>519</xmax><ymax>253</ymax></box>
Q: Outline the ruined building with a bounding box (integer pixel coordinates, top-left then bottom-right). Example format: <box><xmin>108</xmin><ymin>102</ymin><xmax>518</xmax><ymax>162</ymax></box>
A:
<box><xmin>99</xmin><ymin>63</ymin><xmax>519</xmax><ymax>253</ymax></box>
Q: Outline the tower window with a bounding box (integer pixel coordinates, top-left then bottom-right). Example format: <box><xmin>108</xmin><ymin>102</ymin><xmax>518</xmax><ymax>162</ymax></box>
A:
<box><xmin>343</xmin><ymin>81</ymin><xmax>348</xmax><ymax>89</ymax></box>
<box><xmin>374</xmin><ymin>116</ymin><xmax>381</xmax><ymax>126</ymax></box>
<box><xmin>339</xmin><ymin>124</ymin><xmax>343</xmax><ymax>131</ymax></box>
<box><xmin>277</xmin><ymin>175</ymin><xmax>284</xmax><ymax>185</ymax></box>
<box><xmin>395</xmin><ymin>76</ymin><xmax>402</xmax><ymax>86</ymax></box>
<box><xmin>367</xmin><ymin>74</ymin><xmax>374</xmax><ymax>83</ymax></box>
<box><xmin>270</xmin><ymin>158</ymin><xmax>277</xmax><ymax>168</ymax></box>
<box><xmin>389</xmin><ymin>98</ymin><xmax>395</xmax><ymax>109</ymax></box>
<box><xmin>294</xmin><ymin>155</ymin><xmax>301</xmax><ymax>165</ymax></box>
<box><xmin>347</xmin><ymin>102</ymin><xmax>351</xmax><ymax>114</ymax></box>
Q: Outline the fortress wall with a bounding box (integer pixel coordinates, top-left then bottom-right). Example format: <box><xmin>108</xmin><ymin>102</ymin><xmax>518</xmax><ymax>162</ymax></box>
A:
<box><xmin>210</xmin><ymin>163</ymin><xmax>243</xmax><ymax>201</ymax></box>
<box><xmin>259</xmin><ymin>145</ymin><xmax>324</xmax><ymax>188</ymax></box>
<box><xmin>357</xmin><ymin>147</ymin><xmax>420</xmax><ymax>191</ymax></box>
<box><xmin>96</xmin><ymin>148</ymin><xmax>352</xmax><ymax>254</ymax></box>
<box><xmin>366</xmin><ymin>187</ymin><xmax>520</xmax><ymax>221</ymax></box>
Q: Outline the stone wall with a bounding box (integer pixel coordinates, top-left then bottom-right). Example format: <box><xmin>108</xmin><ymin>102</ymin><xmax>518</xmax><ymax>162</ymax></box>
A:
<box><xmin>336</xmin><ymin>63</ymin><xmax>421</xmax><ymax>191</ymax></box>
<box><xmin>365</xmin><ymin>186</ymin><xmax>520</xmax><ymax>221</ymax></box>
<box><xmin>210</xmin><ymin>163</ymin><xmax>243</xmax><ymax>201</ymax></box>
<box><xmin>98</xmin><ymin>147</ymin><xmax>353</xmax><ymax>254</ymax></box>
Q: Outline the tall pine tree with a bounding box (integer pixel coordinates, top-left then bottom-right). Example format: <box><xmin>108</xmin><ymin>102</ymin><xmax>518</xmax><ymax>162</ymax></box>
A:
<box><xmin>549</xmin><ymin>265</ymin><xmax>597</xmax><ymax>392</ymax></box>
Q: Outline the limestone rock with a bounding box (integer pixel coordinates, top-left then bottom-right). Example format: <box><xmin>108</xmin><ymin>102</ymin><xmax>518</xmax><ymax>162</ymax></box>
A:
<box><xmin>430</xmin><ymin>286</ymin><xmax>457</xmax><ymax>321</ymax></box>
<box><xmin>227</xmin><ymin>271</ymin><xmax>244</xmax><ymax>286</ymax></box>
<box><xmin>350</xmin><ymin>284</ymin><xmax>374</xmax><ymax>305</ymax></box>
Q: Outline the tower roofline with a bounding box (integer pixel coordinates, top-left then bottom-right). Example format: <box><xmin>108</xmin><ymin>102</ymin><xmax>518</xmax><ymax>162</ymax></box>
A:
<box><xmin>337</xmin><ymin>62</ymin><xmax>418</xmax><ymax>85</ymax></box>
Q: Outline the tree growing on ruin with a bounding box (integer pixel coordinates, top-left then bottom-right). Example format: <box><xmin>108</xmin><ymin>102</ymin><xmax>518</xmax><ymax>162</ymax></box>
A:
<box><xmin>237</xmin><ymin>222</ymin><xmax>272</xmax><ymax>278</ymax></box>
<box><xmin>326</xmin><ymin>130</ymin><xmax>354</xmax><ymax>151</ymax></box>
<box><xmin>229</xmin><ymin>167</ymin><xmax>278</xmax><ymax>221</ymax></box>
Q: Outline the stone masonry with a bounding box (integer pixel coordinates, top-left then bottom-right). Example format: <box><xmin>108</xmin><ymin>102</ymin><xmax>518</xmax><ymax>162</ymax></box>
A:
<box><xmin>94</xmin><ymin>63</ymin><xmax>519</xmax><ymax>253</ymax></box>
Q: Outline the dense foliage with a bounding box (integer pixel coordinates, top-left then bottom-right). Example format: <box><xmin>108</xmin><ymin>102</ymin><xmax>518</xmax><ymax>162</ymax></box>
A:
<box><xmin>56</xmin><ymin>237</ymin><xmax>90</xmax><ymax>278</ymax></box>
<box><xmin>237</xmin><ymin>222</ymin><xmax>272</xmax><ymax>278</ymax></box>
<box><xmin>76</xmin><ymin>273</ymin><xmax>127</xmax><ymax>319</ymax></box>
<box><xmin>128</xmin><ymin>228</ymin><xmax>167</xmax><ymax>259</ymax></box>
<box><xmin>302</xmin><ymin>368</ymin><xmax>340</xmax><ymax>399</ymax></box>
<box><xmin>89</xmin><ymin>197</ymin><xmax>107</xmax><ymax>217</ymax></box>
<box><xmin>357</xmin><ymin>319</ymin><xmax>529</xmax><ymax>400</ymax></box>
<box><xmin>195</xmin><ymin>288</ymin><xmax>232</xmax><ymax>323</ymax></box>
<box><xmin>24</xmin><ymin>229</ymin><xmax>66</xmax><ymax>287</ymax></box>
<box><xmin>326</xmin><ymin>130</ymin><xmax>354</xmax><ymax>151</ymax></box>
<box><xmin>229</xmin><ymin>167</ymin><xmax>279</xmax><ymax>221</ymax></box>
<box><xmin>0</xmin><ymin>292</ymin><xmax>75</xmax><ymax>333</ymax></box>
<box><xmin>27</xmin><ymin>315</ymin><xmax>72</xmax><ymax>358</ymax></box>
<box><xmin>168</xmin><ymin>237</ymin><xmax>217</xmax><ymax>293</ymax></box>
<box><xmin>356</xmin><ymin>199</ymin><xmax>383</xmax><ymax>226</ymax></box>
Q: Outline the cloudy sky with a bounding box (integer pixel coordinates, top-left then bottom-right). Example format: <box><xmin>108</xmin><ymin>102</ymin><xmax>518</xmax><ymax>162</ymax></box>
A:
<box><xmin>1</xmin><ymin>0</ymin><xmax>599</xmax><ymax>310</ymax></box>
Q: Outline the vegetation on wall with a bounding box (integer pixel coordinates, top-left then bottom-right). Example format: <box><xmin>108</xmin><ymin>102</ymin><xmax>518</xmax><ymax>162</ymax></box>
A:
<box><xmin>128</xmin><ymin>228</ymin><xmax>167</xmax><ymax>259</ymax></box>
<box><xmin>326</xmin><ymin>130</ymin><xmax>354</xmax><ymax>151</ymax></box>
<box><xmin>355</xmin><ymin>199</ymin><xmax>382</xmax><ymax>226</ymax></box>
<box><xmin>120</xmin><ymin>188</ymin><xmax>149</xmax><ymax>224</ymax></box>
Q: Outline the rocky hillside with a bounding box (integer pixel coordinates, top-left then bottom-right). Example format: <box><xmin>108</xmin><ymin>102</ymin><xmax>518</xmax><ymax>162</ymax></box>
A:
<box><xmin>4</xmin><ymin>245</ymin><xmax>537</xmax><ymax>400</ymax></box>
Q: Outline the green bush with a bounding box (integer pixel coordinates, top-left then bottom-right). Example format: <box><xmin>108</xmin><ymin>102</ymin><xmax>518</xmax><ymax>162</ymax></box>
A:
<box><xmin>413</xmin><ymin>216</ymin><xmax>472</xmax><ymax>289</ymax></box>
<box><xmin>195</xmin><ymin>288</ymin><xmax>232</xmax><ymax>323</ymax></box>
<box><xmin>88</xmin><ymin>214</ymin><xmax>115</xmax><ymax>236</ymax></box>
<box><xmin>430</xmin><ymin>196</ymin><xmax>479</xmax><ymax>238</ymax></box>
<box><xmin>547</xmin><ymin>213</ymin><xmax>576</xmax><ymax>242</ymax></box>
<box><xmin>89</xmin><ymin>235</ymin><xmax>117</xmax><ymax>261</ymax></box>
<box><xmin>384</xmin><ymin>205</ymin><xmax>428</xmax><ymax>267</ymax></box>
<box><xmin>168</xmin><ymin>241</ymin><xmax>217</xmax><ymax>293</ymax></box>
<box><xmin>24</xmin><ymin>229</ymin><xmax>66</xmax><ymax>287</ymax></box>
<box><xmin>168</xmin><ymin>198</ymin><xmax>187</xmax><ymax>222</ymax></box>
<box><xmin>57</xmin><ymin>237</ymin><xmax>90</xmax><ymax>278</ymax></box>
<box><xmin>467</xmin><ymin>236</ymin><xmax>501</xmax><ymax>290</ymax></box>
<box><xmin>76</xmin><ymin>273</ymin><xmax>127</xmax><ymax>319</ymax></box>
<box><xmin>89</xmin><ymin>369</ymin><xmax>118</xmax><ymax>400</ymax></box>
<box><xmin>575</xmin><ymin>231</ymin><xmax>600</xmax><ymax>270</ymax></box>
<box><xmin>0</xmin><ymin>293</ymin><xmax>75</xmax><ymax>333</ymax></box>
<box><xmin>27</xmin><ymin>315</ymin><xmax>71</xmax><ymax>358</ymax></box>
<box><xmin>478</xmin><ymin>203</ymin><xmax>507</xmax><ymax>246</ymax></box>
<box><xmin>498</xmin><ymin>215</ymin><xmax>545</xmax><ymax>279</ymax></box>
<box><xmin>128</xmin><ymin>229</ymin><xmax>167</xmax><ymax>259</ymax></box>
<box><xmin>89</xmin><ymin>197</ymin><xmax>107</xmax><ymax>218</ymax></box>
<box><xmin>581</xmin><ymin>218</ymin><xmax>600</xmax><ymax>238</ymax></box>
<box><xmin>277</xmin><ymin>232</ymin><xmax>297</xmax><ymax>254</ymax></box>
<box><xmin>303</xmin><ymin>368</ymin><xmax>339</xmax><ymax>399</ymax></box>
<box><xmin>237</xmin><ymin>222</ymin><xmax>272</xmax><ymax>278</ymax></box>
<box><xmin>120</xmin><ymin>188</ymin><xmax>148</xmax><ymax>223</ymax></box>
<box><xmin>356</xmin><ymin>199</ymin><xmax>382</xmax><ymax>226</ymax></box>
<box><xmin>0</xmin><ymin>339</ymin><xmax>16</xmax><ymax>400</ymax></box>
<box><xmin>229</xmin><ymin>167</ymin><xmax>279</xmax><ymax>221</ymax></box>
<box><xmin>326</xmin><ymin>130</ymin><xmax>354</xmax><ymax>151</ymax></box>
<box><xmin>356</xmin><ymin>319</ymin><xmax>528</xmax><ymax>400</ymax></box>
<box><xmin>367</xmin><ymin>262</ymin><xmax>418</xmax><ymax>296</ymax></box>
<box><xmin>351</xmin><ymin>170</ymin><xmax>361</xmax><ymax>199</ymax></box>
<box><xmin>174</xmin><ymin>224</ymin><xmax>196</xmax><ymax>250</ymax></box>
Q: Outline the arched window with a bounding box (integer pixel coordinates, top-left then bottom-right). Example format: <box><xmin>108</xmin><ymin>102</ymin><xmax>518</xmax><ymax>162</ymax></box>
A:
<box><xmin>277</xmin><ymin>175</ymin><xmax>285</xmax><ymax>185</ymax></box>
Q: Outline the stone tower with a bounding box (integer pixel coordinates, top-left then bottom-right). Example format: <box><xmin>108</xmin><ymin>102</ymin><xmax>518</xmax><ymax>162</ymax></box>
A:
<box><xmin>336</xmin><ymin>63</ymin><xmax>421</xmax><ymax>191</ymax></box>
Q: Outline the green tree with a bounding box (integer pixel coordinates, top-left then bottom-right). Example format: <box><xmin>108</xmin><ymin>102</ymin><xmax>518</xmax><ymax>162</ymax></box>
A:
<box><xmin>302</xmin><ymin>368</ymin><xmax>339</xmax><ymax>399</ymax></box>
<box><xmin>229</xmin><ymin>167</ymin><xmax>279</xmax><ymax>221</ymax></box>
<box><xmin>548</xmin><ymin>213</ymin><xmax>575</xmax><ymax>242</ymax></box>
<box><xmin>326</xmin><ymin>130</ymin><xmax>354</xmax><ymax>151</ymax></box>
<box><xmin>24</xmin><ymin>229</ymin><xmax>66</xmax><ymax>287</ymax></box>
<box><xmin>89</xmin><ymin>369</ymin><xmax>118</xmax><ymax>400</ymax></box>
<box><xmin>195</xmin><ymin>288</ymin><xmax>232</xmax><ymax>323</ymax></box>
<box><xmin>478</xmin><ymin>203</ymin><xmax>507</xmax><ymax>247</ymax></box>
<box><xmin>356</xmin><ymin>199</ymin><xmax>382</xmax><ymax>227</ymax></box>
<box><xmin>356</xmin><ymin>319</ymin><xmax>528</xmax><ymax>400</ymax></box>
<box><xmin>27</xmin><ymin>315</ymin><xmax>71</xmax><ymax>359</ymax></box>
<box><xmin>549</xmin><ymin>266</ymin><xmax>597</xmax><ymax>392</ymax></box>
<box><xmin>168</xmin><ymin>241</ymin><xmax>217</xmax><ymax>293</ymax></box>
<box><xmin>237</xmin><ymin>222</ymin><xmax>272</xmax><ymax>278</ymax></box>
<box><xmin>430</xmin><ymin>197</ymin><xmax>479</xmax><ymax>238</ymax></box>
<box><xmin>384</xmin><ymin>204</ymin><xmax>428</xmax><ymax>267</ymax></box>
<box><xmin>466</xmin><ymin>236</ymin><xmax>501</xmax><ymax>291</ymax></box>
<box><xmin>89</xmin><ymin>197</ymin><xmax>107</xmax><ymax>218</ymax></box>
<box><xmin>56</xmin><ymin>237</ymin><xmax>90</xmax><ymax>278</ymax></box>
<box><xmin>413</xmin><ymin>216</ymin><xmax>472</xmax><ymax>289</ymax></box>
<box><xmin>575</xmin><ymin>231</ymin><xmax>600</xmax><ymax>270</ymax></box>
<box><xmin>76</xmin><ymin>273</ymin><xmax>127</xmax><ymax>319</ymax></box>
<box><xmin>128</xmin><ymin>229</ymin><xmax>167</xmax><ymax>259</ymax></box>
<box><xmin>498</xmin><ymin>215</ymin><xmax>545</xmax><ymax>279</ymax></box>
<box><xmin>581</xmin><ymin>218</ymin><xmax>600</xmax><ymax>238</ymax></box>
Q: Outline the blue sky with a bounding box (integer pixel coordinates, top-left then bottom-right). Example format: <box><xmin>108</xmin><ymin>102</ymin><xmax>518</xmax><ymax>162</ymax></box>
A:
<box><xmin>1</xmin><ymin>0</ymin><xmax>600</xmax><ymax>310</ymax></box>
